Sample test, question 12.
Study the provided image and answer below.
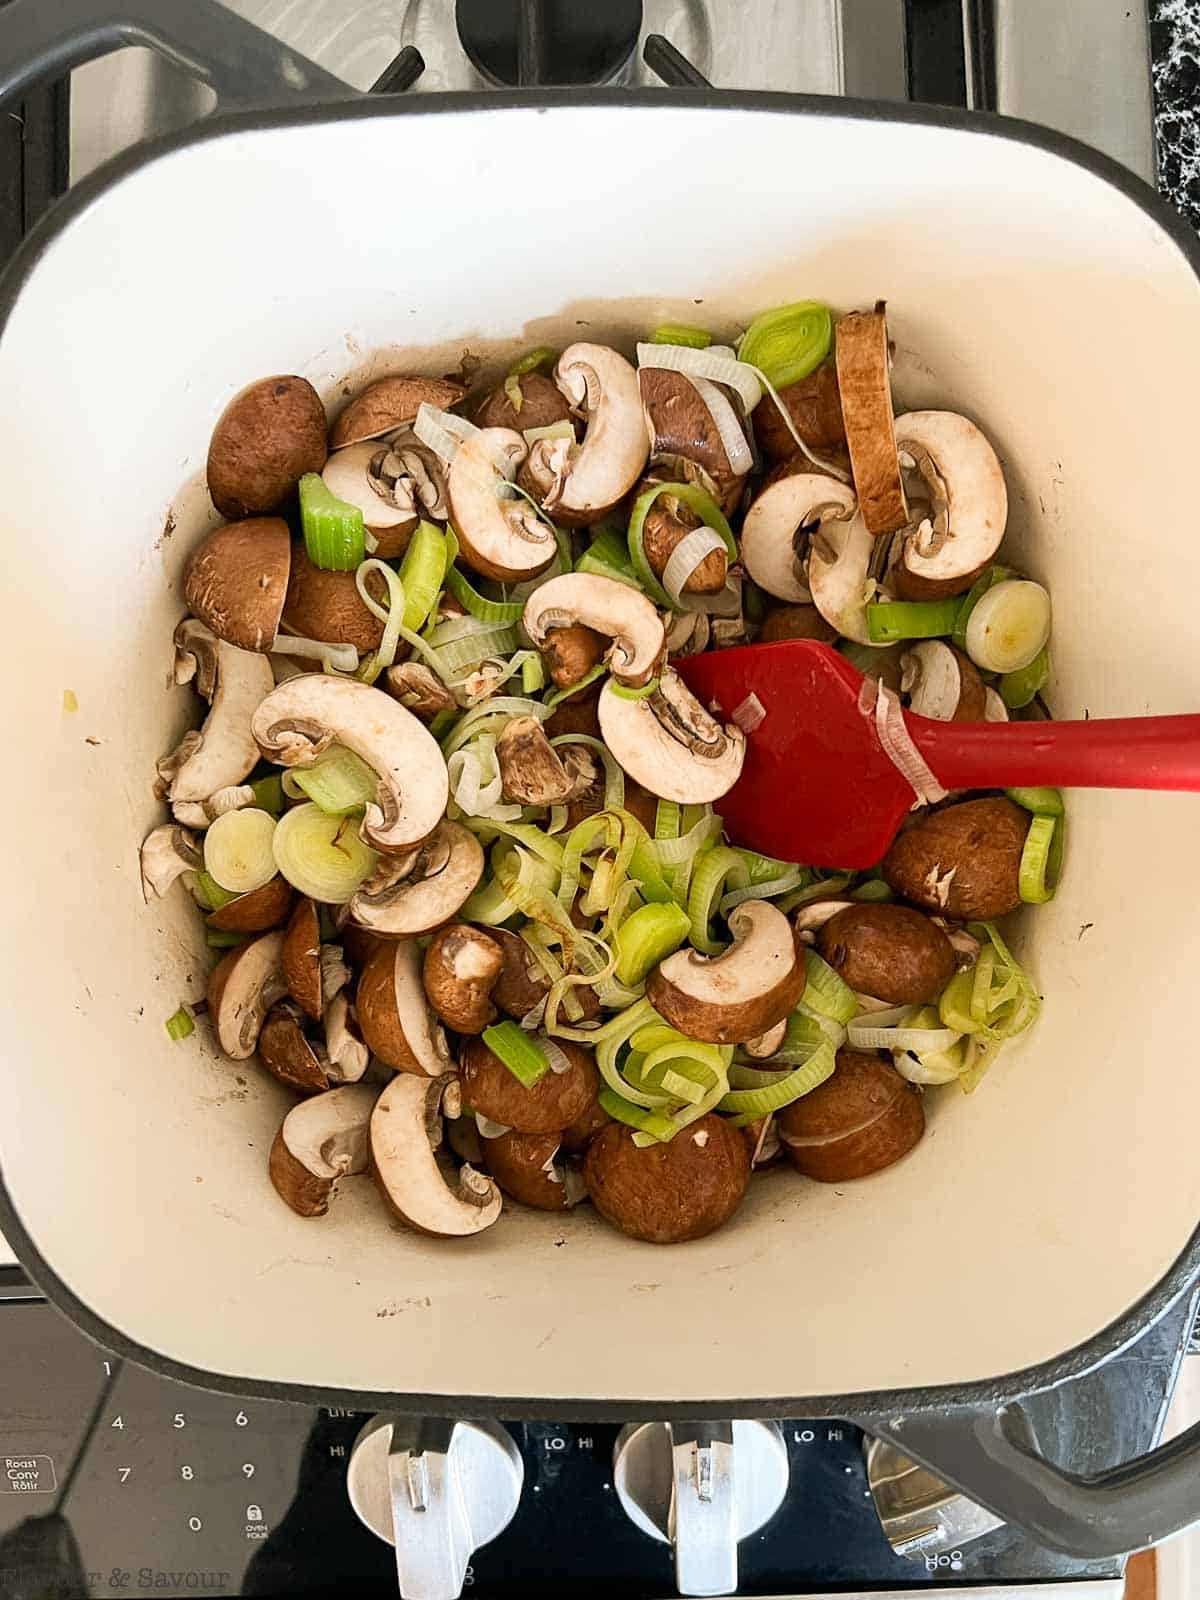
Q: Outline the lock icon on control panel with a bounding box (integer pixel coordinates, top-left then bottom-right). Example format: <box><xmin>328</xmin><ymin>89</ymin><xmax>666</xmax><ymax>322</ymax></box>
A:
<box><xmin>246</xmin><ymin>1504</ymin><xmax>262</xmax><ymax>1523</ymax></box>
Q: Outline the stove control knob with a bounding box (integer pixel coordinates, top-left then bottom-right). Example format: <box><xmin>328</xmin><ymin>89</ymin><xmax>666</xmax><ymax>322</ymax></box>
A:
<box><xmin>613</xmin><ymin>1421</ymin><xmax>788</xmax><ymax>1597</ymax></box>
<box><xmin>864</xmin><ymin>1436</ymin><xmax>1004</xmax><ymax>1559</ymax></box>
<box><xmin>347</xmin><ymin>1417</ymin><xmax>523</xmax><ymax>1600</ymax></box>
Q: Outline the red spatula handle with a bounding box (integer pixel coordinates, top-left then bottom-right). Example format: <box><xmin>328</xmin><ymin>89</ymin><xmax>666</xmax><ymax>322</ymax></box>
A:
<box><xmin>911</xmin><ymin>712</ymin><xmax>1200</xmax><ymax>792</ymax></box>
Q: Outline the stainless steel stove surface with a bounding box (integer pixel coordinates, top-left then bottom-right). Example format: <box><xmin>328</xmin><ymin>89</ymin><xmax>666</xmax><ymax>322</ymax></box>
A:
<box><xmin>0</xmin><ymin>3</ymin><xmax>1186</xmax><ymax>1598</ymax></box>
<box><xmin>0</xmin><ymin>1268</ymin><xmax>1195</xmax><ymax>1600</ymax></box>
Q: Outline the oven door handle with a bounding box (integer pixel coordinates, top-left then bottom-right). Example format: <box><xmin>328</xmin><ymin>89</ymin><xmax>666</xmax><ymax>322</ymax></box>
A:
<box><xmin>855</xmin><ymin>1398</ymin><xmax>1200</xmax><ymax>1559</ymax></box>
<box><xmin>0</xmin><ymin>0</ymin><xmax>352</xmax><ymax>113</ymax></box>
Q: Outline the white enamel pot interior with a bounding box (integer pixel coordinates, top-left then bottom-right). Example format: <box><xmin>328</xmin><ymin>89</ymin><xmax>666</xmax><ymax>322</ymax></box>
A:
<box><xmin>1</xmin><ymin>95</ymin><xmax>1198</xmax><ymax>1412</ymax></box>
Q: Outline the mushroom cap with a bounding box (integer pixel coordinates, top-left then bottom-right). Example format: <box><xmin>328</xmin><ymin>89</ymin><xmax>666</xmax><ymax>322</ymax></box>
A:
<box><xmin>881</xmin><ymin>796</ymin><xmax>1028</xmax><ymax>920</ymax></box>
<box><xmin>758</xmin><ymin>604</ymin><xmax>839</xmax><ymax>645</ymax></box>
<box><xmin>584</xmin><ymin>1115</ymin><xmax>750</xmax><ymax>1244</ymax></box>
<box><xmin>639</xmin><ymin>368</ymin><xmax>743</xmax><ymax>499</ymax></box>
<box><xmin>496</xmin><ymin>717</ymin><xmax>577</xmax><ymax>807</ymax></box>
<box><xmin>281</xmin><ymin>897</ymin><xmax>323</xmax><ymax>1020</ymax></box>
<box><xmin>474</xmin><ymin>372</ymin><xmax>571</xmax><ymax>433</ymax></box>
<box><xmin>139</xmin><ymin>823</ymin><xmax>201</xmax><ymax>900</ymax></box>
<box><xmin>480</xmin><ymin>1128</ymin><xmax>585</xmax><ymax>1212</ymax></box>
<box><xmin>268</xmin><ymin>1082</ymin><xmax>377</xmax><ymax>1217</ymax></box>
<box><xmin>487</xmin><ymin>927</ymin><xmax>552</xmax><ymax>1020</ymax></box>
<box><xmin>597</xmin><ymin>671</ymin><xmax>745</xmax><ymax>804</ymax></box>
<box><xmin>207</xmin><ymin>375</ymin><xmax>327</xmax><ymax>520</ymax></box>
<box><xmin>208</xmin><ymin>874</ymin><xmax>294</xmax><ymax>934</ymax></box>
<box><xmin>370</xmin><ymin>1073</ymin><xmax>502</xmax><ymax>1237</ymax></box>
<box><xmin>835</xmin><ymin>307</ymin><xmax>907</xmax><ymax>537</ymax></box>
<box><xmin>816</xmin><ymin>904</ymin><xmax>957</xmax><ymax>1006</ymax></box>
<box><xmin>807</xmin><ymin>510</ymin><xmax>883</xmax><ymax>646</ymax></box>
<box><xmin>447</xmin><ymin>428</ymin><xmax>558</xmax><ymax>582</ymax></box>
<box><xmin>741</xmin><ymin>472</ymin><xmax>857</xmax><ymax>603</ymax></box>
<box><xmin>523</xmin><ymin>573</ymin><xmax>664</xmax><ymax>689</ymax></box>
<box><xmin>206</xmin><ymin>929</ymin><xmax>288</xmax><ymax>1060</ymax></box>
<box><xmin>422</xmin><ymin>923</ymin><xmax>504</xmax><ymax>1034</ymax></box>
<box><xmin>544</xmin><ymin>344</ymin><xmax>649</xmax><ymax>521</ymax></box>
<box><xmin>331</xmin><ymin>375</ymin><xmax>466</xmax><ymax>449</ymax></box>
<box><xmin>754</xmin><ymin>362</ymin><xmax>846</xmax><ymax>462</ymax></box>
<box><xmin>778</xmin><ymin>1049</ymin><xmax>924</xmax><ymax>1182</ymax></box>
<box><xmin>647</xmin><ymin>900</ymin><xmax>805</xmax><ymax>1045</ymax></box>
<box><xmin>184</xmin><ymin>519</ymin><xmax>291</xmax><ymax>652</ymax></box>
<box><xmin>540</xmin><ymin>622</ymin><xmax>608</xmax><ymax>691</ymax></box>
<box><xmin>357</xmin><ymin>939</ymin><xmax>453</xmax><ymax>1076</ymax></box>
<box><xmin>901</xmin><ymin>640</ymin><xmax>987</xmax><ymax>722</ymax></box>
<box><xmin>321</xmin><ymin>441</ymin><xmax>417</xmax><ymax>557</ymax></box>
<box><xmin>251</xmin><ymin>674</ymin><xmax>449</xmax><ymax>856</ymax></box>
<box><xmin>893</xmin><ymin>411</ymin><xmax>1008</xmax><ymax>592</ymax></box>
<box><xmin>459</xmin><ymin>1036</ymin><xmax>598</xmax><ymax>1135</ymax></box>
<box><xmin>282</xmin><ymin>540</ymin><xmax>385</xmax><ymax>653</ymax></box>
<box><xmin>558</xmin><ymin>1097</ymin><xmax>613</xmax><ymax>1155</ymax></box>
<box><xmin>258</xmin><ymin>1003</ymin><xmax>332</xmax><ymax>1095</ymax></box>
<box><xmin>349</xmin><ymin>822</ymin><xmax>484</xmax><ymax>937</ymax></box>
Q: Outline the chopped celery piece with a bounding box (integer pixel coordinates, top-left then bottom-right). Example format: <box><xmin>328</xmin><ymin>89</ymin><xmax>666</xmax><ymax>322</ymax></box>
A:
<box><xmin>291</xmin><ymin>746</ymin><xmax>378</xmax><ymax>816</ymax></box>
<box><xmin>399</xmin><ymin>521</ymin><xmax>448</xmax><ymax>632</ymax></box>
<box><xmin>999</xmin><ymin>646</ymin><xmax>1050</xmax><ymax>709</ymax></box>
<box><xmin>736</xmin><ymin>301</ymin><xmax>832</xmax><ymax>390</ymax></box>
<box><xmin>651</xmin><ymin>323</ymin><xmax>712</xmax><ymax>349</ymax></box>
<box><xmin>299</xmin><ymin>472</ymin><xmax>365</xmax><ymax>571</ymax></box>
<box><xmin>866</xmin><ymin>599</ymin><xmax>961</xmax><ymax>644</ymax></box>
<box><xmin>164</xmin><ymin>1007</ymin><xmax>195</xmax><ymax>1041</ymax></box>
<box><xmin>482</xmin><ymin>1021</ymin><xmax>550</xmax><ymax>1089</ymax></box>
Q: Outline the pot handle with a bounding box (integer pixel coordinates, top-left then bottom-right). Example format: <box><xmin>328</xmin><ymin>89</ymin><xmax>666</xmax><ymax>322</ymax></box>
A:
<box><xmin>0</xmin><ymin>0</ymin><xmax>350</xmax><ymax>111</ymax></box>
<box><xmin>856</xmin><ymin>1401</ymin><xmax>1200</xmax><ymax>1559</ymax></box>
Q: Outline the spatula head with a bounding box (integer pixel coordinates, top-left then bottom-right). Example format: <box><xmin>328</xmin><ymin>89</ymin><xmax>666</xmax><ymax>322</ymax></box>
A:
<box><xmin>675</xmin><ymin>640</ymin><xmax>915</xmax><ymax>868</ymax></box>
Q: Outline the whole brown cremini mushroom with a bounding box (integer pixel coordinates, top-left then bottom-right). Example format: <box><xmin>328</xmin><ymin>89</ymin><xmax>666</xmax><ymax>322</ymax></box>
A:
<box><xmin>584</xmin><ymin>1115</ymin><xmax>750</xmax><ymax>1244</ymax></box>
<box><xmin>422</xmin><ymin>924</ymin><xmax>504</xmax><ymax>1034</ymax></box>
<box><xmin>882</xmin><ymin>796</ymin><xmax>1029</xmax><ymax>920</ymax></box>
<box><xmin>480</xmin><ymin>1128</ymin><xmax>588</xmax><ymax>1211</ymax></box>
<box><xmin>635</xmin><ymin>480</ymin><xmax>728</xmax><ymax>597</ymax></box>
<box><xmin>559</xmin><ymin>1098</ymin><xmax>613</xmax><ymax>1155</ymax></box>
<box><xmin>487</xmin><ymin>928</ymin><xmax>551</xmax><ymax>1020</ymax></box>
<box><xmin>282</xmin><ymin>540</ymin><xmax>385</xmax><ymax>652</ymax></box>
<box><xmin>754</xmin><ymin>362</ymin><xmax>847</xmax><ymax>463</ymax></box>
<box><xmin>639</xmin><ymin>368</ymin><xmax>750</xmax><ymax>518</ymax></box>
<box><xmin>459</xmin><ymin>1035</ymin><xmax>598</xmax><ymax>1135</ymax></box>
<box><xmin>816</xmin><ymin>904</ymin><xmax>956</xmax><ymax>1007</ymax></box>
<box><xmin>758</xmin><ymin>605</ymin><xmax>839</xmax><ymax>645</ymax></box>
<box><xmin>474</xmin><ymin>372</ymin><xmax>572</xmax><ymax>434</ymax></box>
<box><xmin>540</xmin><ymin>623</ymin><xmax>608</xmax><ymax>691</ymax></box>
<box><xmin>184</xmin><ymin>519</ymin><xmax>292</xmax><ymax>653</ymax></box>
<box><xmin>207</xmin><ymin>375</ymin><xmax>327</xmax><ymax>520</ymax></box>
<box><xmin>778</xmin><ymin>1049</ymin><xmax>924</xmax><ymax>1182</ymax></box>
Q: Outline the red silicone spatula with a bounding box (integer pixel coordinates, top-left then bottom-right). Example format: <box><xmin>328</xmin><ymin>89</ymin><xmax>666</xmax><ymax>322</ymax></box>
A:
<box><xmin>675</xmin><ymin>639</ymin><xmax>1200</xmax><ymax>868</ymax></box>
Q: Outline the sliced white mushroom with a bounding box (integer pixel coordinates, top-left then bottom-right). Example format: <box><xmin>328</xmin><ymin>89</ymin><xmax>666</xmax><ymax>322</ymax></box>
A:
<box><xmin>139</xmin><ymin>823</ymin><xmax>201</xmax><ymax>900</ymax></box>
<box><xmin>322</xmin><ymin>441</ymin><xmax>418</xmax><ymax>539</ymax></box>
<box><xmin>323</xmin><ymin>991</ymin><xmax>370</xmax><ymax>1083</ymax></box>
<box><xmin>807</xmin><ymin>511</ymin><xmax>883</xmax><ymax>647</ymax></box>
<box><xmin>901</xmin><ymin>640</ymin><xmax>987</xmax><ymax>722</ymax></box>
<box><xmin>892</xmin><ymin>412</ymin><xmax>1007</xmax><ymax>595</ymax></box>
<box><xmin>447</xmin><ymin>427</ymin><xmax>557</xmax><ymax>582</ymax></box>
<box><xmin>647</xmin><ymin>900</ymin><xmax>805</xmax><ymax>1045</ymax></box>
<box><xmin>371</xmin><ymin>1074</ymin><xmax>502</xmax><ymax>1237</ymax></box>
<box><xmin>597</xmin><ymin>670</ymin><xmax>745</xmax><ymax>804</ymax></box>
<box><xmin>740</xmin><ymin>473</ymin><xmax>857</xmax><ymax>602</ymax></box>
<box><xmin>206</xmin><ymin>929</ymin><xmax>288</xmax><ymax>1060</ymax></box>
<box><xmin>357</xmin><ymin>939</ymin><xmax>454</xmax><ymax>1077</ymax></box>
<box><xmin>159</xmin><ymin>619</ymin><xmax>275</xmax><ymax>827</ymax></box>
<box><xmin>251</xmin><ymin>675</ymin><xmax>448</xmax><ymax>855</ymax></box>
<box><xmin>522</xmin><ymin>573</ymin><xmax>665</xmax><ymax>689</ymax></box>
<box><xmin>349</xmin><ymin>821</ymin><xmax>483</xmax><ymax>937</ymax></box>
<box><xmin>536</xmin><ymin>344</ymin><xmax>649</xmax><ymax>523</ymax></box>
<box><xmin>269</xmin><ymin>1083</ymin><xmax>377</xmax><ymax>1218</ymax></box>
<box><xmin>835</xmin><ymin>305</ymin><xmax>908</xmax><ymax>537</ymax></box>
